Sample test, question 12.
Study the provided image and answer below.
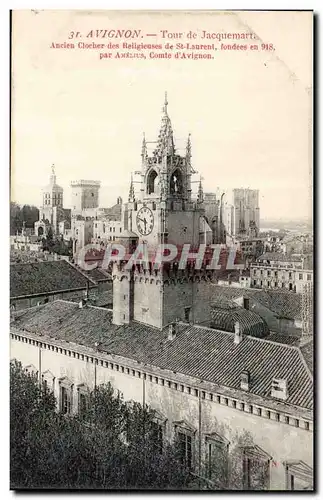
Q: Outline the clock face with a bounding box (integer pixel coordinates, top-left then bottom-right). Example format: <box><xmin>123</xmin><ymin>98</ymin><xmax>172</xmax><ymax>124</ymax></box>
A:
<box><xmin>136</xmin><ymin>207</ymin><xmax>154</xmax><ymax>236</ymax></box>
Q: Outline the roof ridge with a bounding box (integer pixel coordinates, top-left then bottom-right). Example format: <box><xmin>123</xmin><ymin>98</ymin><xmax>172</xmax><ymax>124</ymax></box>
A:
<box><xmin>67</xmin><ymin>261</ymin><xmax>97</xmax><ymax>285</ymax></box>
<box><xmin>180</xmin><ymin>322</ymin><xmax>301</xmax><ymax>350</ymax></box>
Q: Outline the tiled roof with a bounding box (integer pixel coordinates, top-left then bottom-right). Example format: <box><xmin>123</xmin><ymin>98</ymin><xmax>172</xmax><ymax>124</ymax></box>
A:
<box><xmin>76</xmin><ymin>267</ymin><xmax>112</xmax><ymax>283</ymax></box>
<box><xmin>10</xmin><ymin>261</ymin><xmax>95</xmax><ymax>298</ymax></box>
<box><xmin>12</xmin><ymin>301</ymin><xmax>313</xmax><ymax>410</ymax></box>
<box><xmin>210</xmin><ymin>285</ymin><xmax>302</xmax><ymax>321</ymax></box>
<box><xmin>300</xmin><ymin>340</ymin><xmax>314</xmax><ymax>375</ymax></box>
<box><xmin>258</xmin><ymin>252</ymin><xmax>302</xmax><ymax>262</ymax></box>
<box><xmin>266</xmin><ymin>333</ymin><xmax>301</xmax><ymax>346</ymax></box>
<box><xmin>211</xmin><ymin>306</ymin><xmax>269</xmax><ymax>338</ymax></box>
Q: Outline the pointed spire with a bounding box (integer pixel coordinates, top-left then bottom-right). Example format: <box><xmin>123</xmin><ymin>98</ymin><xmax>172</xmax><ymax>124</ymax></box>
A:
<box><xmin>154</xmin><ymin>92</ymin><xmax>175</xmax><ymax>157</ymax></box>
<box><xmin>141</xmin><ymin>132</ymin><xmax>147</xmax><ymax>160</ymax></box>
<box><xmin>197</xmin><ymin>176</ymin><xmax>204</xmax><ymax>203</ymax></box>
<box><xmin>128</xmin><ymin>173</ymin><xmax>135</xmax><ymax>202</ymax></box>
<box><xmin>186</xmin><ymin>133</ymin><xmax>192</xmax><ymax>159</ymax></box>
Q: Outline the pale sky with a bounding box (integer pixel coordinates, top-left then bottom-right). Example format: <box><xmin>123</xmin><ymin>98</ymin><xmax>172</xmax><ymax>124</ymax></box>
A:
<box><xmin>11</xmin><ymin>10</ymin><xmax>312</xmax><ymax>220</ymax></box>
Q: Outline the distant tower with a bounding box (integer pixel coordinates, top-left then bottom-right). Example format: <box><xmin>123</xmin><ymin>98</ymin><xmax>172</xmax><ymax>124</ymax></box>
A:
<box><xmin>35</xmin><ymin>164</ymin><xmax>64</xmax><ymax>236</ymax></box>
<box><xmin>233</xmin><ymin>188</ymin><xmax>260</xmax><ymax>239</ymax></box>
<box><xmin>70</xmin><ymin>180</ymin><xmax>101</xmax><ymax>212</ymax></box>
<box><xmin>42</xmin><ymin>164</ymin><xmax>63</xmax><ymax>209</ymax></box>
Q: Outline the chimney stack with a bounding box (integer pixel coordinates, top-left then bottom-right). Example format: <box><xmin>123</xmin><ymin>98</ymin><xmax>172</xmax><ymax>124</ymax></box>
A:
<box><xmin>271</xmin><ymin>378</ymin><xmax>288</xmax><ymax>401</ymax></box>
<box><xmin>234</xmin><ymin>321</ymin><xmax>242</xmax><ymax>344</ymax></box>
<box><xmin>243</xmin><ymin>297</ymin><xmax>250</xmax><ymax>310</ymax></box>
<box><xmin>168</xmin><ymin>323</ymin><xmax>177</xmax><ymax>341</ymax></box>
<box><xmin>79</xmin><ymin>298</ymin><xmax>87</xmax><ymax>309</ymax></box>
<box><xmin>240</xmin><ymin>370</ymin><xmax>250</xmax><ymax>391</ymax></box>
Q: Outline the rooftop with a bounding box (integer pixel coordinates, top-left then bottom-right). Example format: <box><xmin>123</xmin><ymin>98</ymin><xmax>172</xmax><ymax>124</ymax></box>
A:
<box><xmin>211</xmin><ymin>305</ymin><xmax>269</xmax><ymax>338</ymax></box>
<box><xmin>10</xmin><ymin>260</ymin><xmax>95</xmax><ymax>299</ymax></box>
<box><xmin>257</xmin><ymin>252</ymin><xmax>302</xmax><ymax>262</ymax></box>
<box><xmin>210</xmin><ymin>285</ymin><xmax>302</xmax><ymax>321</ymax></box>
<box><xmin>12</xmin><ymin>300</ymin><xmax>313</xmax><ymax>411</ymax></box>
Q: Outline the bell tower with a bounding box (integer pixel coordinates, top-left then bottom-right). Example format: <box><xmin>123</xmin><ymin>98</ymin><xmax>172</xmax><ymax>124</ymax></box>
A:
<box><xmin>128</xmin><ymin>93</ymin><xmax>204</xmax><ymax>247</ymax></box>
<box><xmin>113</xmin><ymin>94</ymin><xmax>215</xmax><ymax>330</ymax></box>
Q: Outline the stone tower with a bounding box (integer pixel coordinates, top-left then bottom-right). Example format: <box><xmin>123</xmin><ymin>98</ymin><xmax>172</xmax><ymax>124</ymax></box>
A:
<box><xmin>42</xmin><ymin>164</ymin><xmax>63</xmax><ymax>209</ymax></box>
<box><xmin>112</xmin><ymin>94</ymin><xmax>216</xmax><ymax>329</ymax></box>
<box><xmin>35</xmin><ymin>165</ymin><xmax>64</xmax><ymax>236</ymax></box>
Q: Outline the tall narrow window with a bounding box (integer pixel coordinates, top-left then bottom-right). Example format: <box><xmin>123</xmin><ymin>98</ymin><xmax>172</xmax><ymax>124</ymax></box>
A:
<box><xmin>80</xmin><ymin>393</ymin><xmax>87</xmax><ymax>415</ymax></box>
<box><xmin>284</xmin><ymin>461</ymin><xmax>313</xmax><ymax>490</ymax></box>
<box><xmin>242</xmin><ymin>446</ymin><xmax>271</xmax><ymax>490</ymax></box>
<box><xmin>174</xmin><ymin>421</ymin><xmax>195</xmax><ymax>470</ymax></box>
<box><xmin>206</xmin><ymin>434</ymin><xmax>229</xmax><ymax>486</ymax></box>
<box><xmin>178</xmin><ymin>432</ymin><xmax>192</xmax><ymax>469</ymax></box>
<box><xmin>59</xmin><ymin>378</ymin><xmax>73</xmax><ymax>415</ymax></box>
<box><xmin>151</xmin><ymin>421</ymin><xmax>163</xmax><ymax>454</ymax></box>
<box><xmin>60</xmin><ymin>386</ymin><xmax>71</xmax><ymax>414</ymax></box>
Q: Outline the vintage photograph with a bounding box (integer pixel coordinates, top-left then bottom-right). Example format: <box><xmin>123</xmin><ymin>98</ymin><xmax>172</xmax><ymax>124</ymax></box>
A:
<box><xmin>10</xmin><ymin>10</ymin><xmax>313</xmax><ymax>490</ymax></box>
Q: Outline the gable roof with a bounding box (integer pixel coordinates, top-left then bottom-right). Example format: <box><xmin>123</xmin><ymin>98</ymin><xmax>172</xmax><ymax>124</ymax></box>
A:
<box><xmin>210</xmin><ymin>285</ymin><xmax>302</xmax><ymax>321</ymax></box>
<box><xmin>10</xmin><ymin>260</ymin><xmax>95</xmax><ymax>299</ymax></box>
<box><xmin>12</xmin><ymin>301</ymin><xmax>313</xmax><ymax>411</ymax></box>
<box><xmin>211</xmin><ymin>305</ymin><xmax>268</xmax><ymax>338</ymax></box>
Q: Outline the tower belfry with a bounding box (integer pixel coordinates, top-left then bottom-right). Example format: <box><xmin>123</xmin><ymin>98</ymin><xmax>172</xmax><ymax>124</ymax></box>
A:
<box><xmin>113</xmin><ymin>94</ymin><xmax>211</xmax><ymax>329</ymax></box>
<box><xmin>139</xmin><ymin>93</ymin><xmax>195</xmax><ymax>209</ymax></box>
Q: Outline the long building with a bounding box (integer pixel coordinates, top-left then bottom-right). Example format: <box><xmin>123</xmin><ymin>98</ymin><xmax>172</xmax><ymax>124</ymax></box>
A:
<box><xmin>11</xmin><ymin>95</ymin><xmax>313</xmax><ymax>491</ymax></box>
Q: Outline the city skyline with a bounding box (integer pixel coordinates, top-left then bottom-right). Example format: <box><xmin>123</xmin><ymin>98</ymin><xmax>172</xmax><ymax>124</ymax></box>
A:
<box><xmin>11</xmin><ymin>11</ymin><xmax>312</xmax><ymax>221</ymax></box>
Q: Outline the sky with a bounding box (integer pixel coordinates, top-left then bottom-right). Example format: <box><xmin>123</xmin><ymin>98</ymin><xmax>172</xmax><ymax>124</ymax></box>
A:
<box><xmin>11</xmin><ymin>10</ymin><xmax>312</xmax><ymax>220</ymax></box>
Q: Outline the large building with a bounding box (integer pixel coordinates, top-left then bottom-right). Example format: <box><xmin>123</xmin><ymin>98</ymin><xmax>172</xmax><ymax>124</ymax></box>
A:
<box><xmin>10</xmin><ymin>260</ymin><xmax>96</xmax><ymax>310</ymax></box>
<box><xmin>70</xmin><ymin>179</ymin><xmax>101</xmax><ymax>213</ymax></box>
<box><xmin>11</xmin><ymin>95</ymin><xmax>313</xmax><ymax>490</ymax></box>
<box><xmin>250</xmin><ymin>253</ymin><xmax>313</xmax><ymax>293</ymax></box>
<box><xmin>34</xmin><ymin>165</ymin><xmax>71</xmax><ymax>236</ymax></box>
<box><xmin>233</xmin><ymin>188</ymin><xmax>260</xmax><ymax>239</ymax></box>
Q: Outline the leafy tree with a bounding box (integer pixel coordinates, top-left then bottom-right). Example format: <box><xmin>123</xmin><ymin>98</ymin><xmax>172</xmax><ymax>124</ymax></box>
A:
<box><xmin>10</xmin><ymin>203</ymin><xmax>39</xmax><ymax>234</ymax></box>
<box><xmin>10</xmin><ymin>361</ymin><xmax>191</xmax><ymax>490</ymax></box>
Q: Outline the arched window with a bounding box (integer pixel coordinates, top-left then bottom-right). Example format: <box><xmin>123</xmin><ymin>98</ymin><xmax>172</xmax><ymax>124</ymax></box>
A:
<box><xmin>147</xmin><ymin>169</ymin><xmax>158</xmax><ymax>194</ymax></box>
<box><xmin>170</xmin><ymin>169</ymin><xmax>183</xmax><ymax>195</ymax></box>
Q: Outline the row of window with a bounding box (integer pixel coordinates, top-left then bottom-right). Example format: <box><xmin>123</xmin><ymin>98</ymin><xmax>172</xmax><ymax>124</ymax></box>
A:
<box><xmin>11</xmin><ymin>333</ymin><xmax>312</xmax><ymax>432</ymax></box>
<box><xmin>42</xmin><ymin>374</ymin><xmax>314</xmax><ymax>491</ymax></box>
<box><xmin>253</xmin><ymin>280</ymin><xmax>295</xmax><ymax>291</ymax></box>
<box><xmin>253</xmin><ymin>269</ymin><xmax>312</xmax><ymax>281</ymax></box>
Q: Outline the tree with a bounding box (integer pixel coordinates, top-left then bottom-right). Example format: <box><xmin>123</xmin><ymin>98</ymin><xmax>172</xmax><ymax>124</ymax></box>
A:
<box><xmin>10</xmin><ymin>203</ymin><xmax>39</xmax><ymax>235</ymax></box>
<box><xmin>10</xmin><ymin>361</ymin><xmax>191</xmax><ymax>490</ymax></box>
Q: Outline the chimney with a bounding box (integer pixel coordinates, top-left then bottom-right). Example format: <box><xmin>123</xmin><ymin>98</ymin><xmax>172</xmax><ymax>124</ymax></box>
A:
<box><xmin>79</xmin><ymin>298</ymin><xmax>87</xmax><ymax>309</ymax></box>
<box><xmin>271</xmin><ymin>378</ymin><xmax>288</xmax><ymax>400</ymax></box>
<box><xmin>168</xmin><ymin>323</ymin><xmax>177</xmax><ymax>341</ymax></box>
<box><xmin>243</xmin><ymin>297</ymin><xmax>250</xmax><ymax>310</ymax></box>
<box><xmin>240</xmin><ymin>370</ymin><xmax>250</xmax><ymax>391</ymax></box>
<box><xmin>234</xmin><ymin>321</ymin><xmax>242</xmax><ymax>344</ymax></box>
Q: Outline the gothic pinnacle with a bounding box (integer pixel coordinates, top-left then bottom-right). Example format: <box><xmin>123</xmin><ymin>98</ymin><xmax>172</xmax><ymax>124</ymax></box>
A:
<box><xmin>198</xmin><ymin>177</ymin><xmax>204</xmax><ymax>203</ymax></box>
<box><xmin>128</xmin><ymin>173</ymin><xmax>135</xmax><ymax>202</ymax></box>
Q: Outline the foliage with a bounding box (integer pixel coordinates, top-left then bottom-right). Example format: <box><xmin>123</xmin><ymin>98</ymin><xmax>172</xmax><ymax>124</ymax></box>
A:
<box><xmin>10</xmin><ymin>203</ymin><xmax>39</xmax><ymax>235</ymax></box>
<box><xmin>41</xmin><ymin>233</ymin><xmax>73</xmax><ymax>257</ymax></box>
<box><xmin>10</xmin><ymin>361</ymin><xmax>191</xmax><ymax>490</ymax></box>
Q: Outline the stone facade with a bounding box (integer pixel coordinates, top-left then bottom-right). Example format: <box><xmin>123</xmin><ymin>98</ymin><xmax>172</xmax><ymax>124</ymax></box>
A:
<box><xmin>10</xmin><ymin>332</ymin><xmax>313</xmax><ymax>491</ymax></box>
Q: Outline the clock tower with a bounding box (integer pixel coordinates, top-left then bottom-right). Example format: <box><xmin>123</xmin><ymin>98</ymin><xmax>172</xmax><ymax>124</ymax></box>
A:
<box><xmin>113</xmin><ymin>94</ymin><xmax>214</xmax><ymax>329</ymax></box>
<box><xmin>125</xmin><ymin>92</ymin><xmax>203</xmax><ymax>248</ymax></box>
